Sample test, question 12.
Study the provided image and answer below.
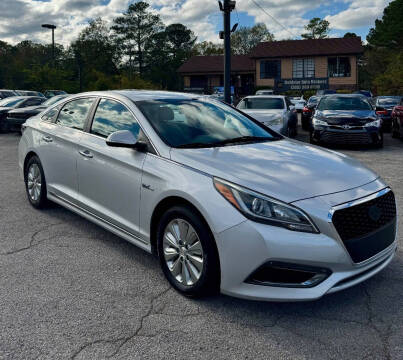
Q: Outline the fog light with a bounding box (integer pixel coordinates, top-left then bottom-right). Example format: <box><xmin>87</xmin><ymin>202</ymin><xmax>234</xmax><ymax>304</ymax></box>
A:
<box><xmin>246</xmin><ymin>261</ymin><xmax>331</xmax><ymax>288</ymax></box>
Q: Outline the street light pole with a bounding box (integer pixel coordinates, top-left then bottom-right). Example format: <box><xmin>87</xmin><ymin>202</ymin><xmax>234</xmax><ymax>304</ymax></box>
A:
<box><xmin>219</xmin><ymin>0</ymin><xmax>236</xmax><ymax>104</ymax></box>
<box><xmin>41</xmin><ymin>24</ymin><xmax>57</xmax><ymax>67</ymax></box>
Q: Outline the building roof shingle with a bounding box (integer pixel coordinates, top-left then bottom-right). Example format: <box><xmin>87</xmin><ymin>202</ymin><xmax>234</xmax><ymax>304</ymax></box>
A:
<box><xmin>178</xmin><ymin>55</ymin><xmax>254</xmax><ymax>74</ymax></box>
<box><xmin>249</xmin><ymin>37</ymin><xmax>363</xmax><ymax>58</ymax></box>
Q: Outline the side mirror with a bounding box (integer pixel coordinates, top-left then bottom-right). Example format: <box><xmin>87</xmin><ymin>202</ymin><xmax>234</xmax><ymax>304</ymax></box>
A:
<box><xmin>106</xmin><ymin>130</ymin><xmax>147</xmax><ymax>151</ymax></box>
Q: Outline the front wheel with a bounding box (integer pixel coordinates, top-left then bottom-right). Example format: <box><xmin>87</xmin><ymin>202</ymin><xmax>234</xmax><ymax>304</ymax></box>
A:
<box><xmin>157</xmin><ymin>205</ymin><xmax>220</xmax><ymax>298</ymax></box>
<box><xmin>24</xmin><ymin>156</ymin><xmax>49</xmax><ymax>208</ymax></box>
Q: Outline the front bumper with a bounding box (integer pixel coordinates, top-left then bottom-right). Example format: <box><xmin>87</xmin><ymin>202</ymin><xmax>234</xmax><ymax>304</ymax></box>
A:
<box><xmin>215</xmin><ymin>182</ymin><xmax>397</xmax><ymax>301</ymax></box>
<box><xmin>312</xmin><ymin>125</ymin><xmax>382</xmax><ymax>145</ymax></box>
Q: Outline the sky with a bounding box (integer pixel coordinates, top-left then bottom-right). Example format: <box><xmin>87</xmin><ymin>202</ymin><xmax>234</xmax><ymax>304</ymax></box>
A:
<box><xmin>0</xmin><ymin>0</ymin><xmax>392</xmax><ymax>47</ymax></box>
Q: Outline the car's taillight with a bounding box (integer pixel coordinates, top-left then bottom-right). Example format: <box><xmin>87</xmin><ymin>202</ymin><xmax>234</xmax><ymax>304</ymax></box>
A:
<box><xmin>376</xmin><ymin>110</ymin><xmax>388</xmax><ymax>115</ymax></box>
<box><xmin>302</xmin><ymin>107</ymin><xmax>311</xmax><ymax>112</ymax></box>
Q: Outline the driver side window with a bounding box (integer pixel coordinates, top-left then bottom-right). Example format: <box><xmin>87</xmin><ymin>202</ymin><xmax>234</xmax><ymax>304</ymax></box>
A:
<box><xmin>91</xmin><ymin>99</ymin><xmax>140</xmax><ymax>138</ymax></box>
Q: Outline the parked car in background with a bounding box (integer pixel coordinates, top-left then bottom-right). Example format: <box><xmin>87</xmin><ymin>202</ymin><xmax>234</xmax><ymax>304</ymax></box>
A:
<box><xmin>237</xmin><ymin>95</ymin><xmax>298</xmax><ymax>137</ymax></box>
<box><xmin>14</xmin><ymin>90</ymin><xmax>45</xmax><ymax>98</ymax></box>
<box><xmin>6</xmin><ymin>94</ymin><xmax>68</xmax><ymax>131</ymax></box>
<box><xmin>375</xmin><ymin>96</ymin><xmax>402</xmax><ymax>132</ymax></box>
<box><xmin>290</xmin><ymin>96</ymin><xmax>306</xmax><ymax>113</ymax></box>
<box><xmin>301</xmin><ymin>96</ymin><xmax>321</xmax><ymax>130</ymax></box>
<box><xmin>316</xmin><ymin>89</ymin><xmax>336</xmax><ymax>96</ymax></box>
<box><xmin>354</xmin><ymin>90</ymin><xmax>373</xmax><ymax>98</ymax></box>
<box><xmin>18</xmin><ymin>90</ymin><xmax>397</xmax><ymax>301</ymax></box>
<box><xmin>0</xmin><ymin>96</ymin><xmax>46</xmax><ymax>132</ymax></box>
<box><xmin>256</xmin><ymin>89</ymin><xmax>274</xmax><ymax>95</ymax></box>
<box><xmin>310</xmin><ymin>94</ymin><xmax>383</xmax><ymax>147</ymax></box>
<box><xmin>391</xmin><ymin>97</ymin><xmax>403</xmax><ymax>139</ymax></box>
<box><xmin>0</xmin><ymin>90</ymin><xmax>17</xmax><ymax>99</ymax></box>
<box><xmin>44</xmin><ymin>90</ymin><xmax>67</xmax><ymax>98</ymax></box>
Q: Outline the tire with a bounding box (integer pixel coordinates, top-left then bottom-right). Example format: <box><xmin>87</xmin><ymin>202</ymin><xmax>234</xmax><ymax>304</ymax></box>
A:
<box><xmin>24</xmin><ymin>156</ymin><xmax>49</xmax><ymax>209</ymax></box>
<box><xmin>373</xmin><ymin>133</ymin><xmax>384</xmax><ymax>149</ymax></box>
<box><xmin>309</xmin><ymin>131</ymin><xmax>317</xmax><ymax>144</ymax></box>
<box><xmin>392</xmin><ymin>122</ymin><xmax>400</xmax><ymax>138</ymax></box>
<box><xmin>157</xmin><ymin>205</ymin><xmax>220</xmax><ymax>298</ymax></box>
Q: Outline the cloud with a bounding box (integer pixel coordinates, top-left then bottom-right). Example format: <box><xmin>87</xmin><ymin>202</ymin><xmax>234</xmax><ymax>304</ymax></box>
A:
<box><xmin>0</xmin><ymin>0</ymin><xmax>392</xmax><ymax>47</ymax></box>
<box><xmin>325</xmin><ymin>0</ymin><xmax>390</xmax><ymax>30</ymax></box>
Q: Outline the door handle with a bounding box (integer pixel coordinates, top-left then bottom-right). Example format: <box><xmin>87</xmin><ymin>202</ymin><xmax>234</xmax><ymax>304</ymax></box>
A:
<box><xmin>79</xmin><ymin>150</ymin><xmax>93</xmax><ymax>159</ymax></box>
<box><xmin>42</xmin><ymin>136</ymin><xmax>53</xmax><ymax>143</ymax></box>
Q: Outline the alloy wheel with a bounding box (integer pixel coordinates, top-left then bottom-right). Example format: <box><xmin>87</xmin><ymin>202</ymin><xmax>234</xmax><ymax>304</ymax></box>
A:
<box><xmin>163</xmin><ymin>219</ymin><xmax>204</xmax><ymax>286</ymax></box>
<box><xmin>27</xmin><ymin>163</ymin><xmax>42</xmax><ymax>202</ymax></box>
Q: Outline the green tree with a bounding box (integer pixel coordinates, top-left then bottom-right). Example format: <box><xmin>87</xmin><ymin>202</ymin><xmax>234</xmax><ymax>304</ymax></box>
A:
<box><xmin>367</xmin><ymin>0</ymin><xmax>403</xmax><ymax>47</ymax></box>
<box><xmin>146</xmin><ymin>23</ymin><xmax>196</xmax><ymax>90</ymax></box>
<box><xmin>372</xmin><ymin>52</ymin><xmax>403</xmax><ymax>94</ymax></box>
<box><xmin>343</xmin><ymin>32</ymin><xmax>358</xmax><ymax>38</ymax></box>
<box><xmin>192</xmin><ymin>41</ymin><xmax>223</xmax><ymax>55</ymax></box>
<box><xmin>301</xmin><ymin>18</ymin><xmax>330</xmax><ymax>39</ymax></box>
<box><xmin>112</xmin><ymin>1</ymin><xmax>163</xmax><ymax>77</ymax></box>
<box><xmin>231</xmin><ymin>23</ymin><xmax>274</xmax><ymax>55</ymax></box>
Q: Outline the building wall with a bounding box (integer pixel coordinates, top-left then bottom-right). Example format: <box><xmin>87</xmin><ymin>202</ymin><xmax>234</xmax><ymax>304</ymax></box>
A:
<box><xmin>255</xmin><ymin>55</ymin><xmax>357</xmax><ymax>89</ymax></box>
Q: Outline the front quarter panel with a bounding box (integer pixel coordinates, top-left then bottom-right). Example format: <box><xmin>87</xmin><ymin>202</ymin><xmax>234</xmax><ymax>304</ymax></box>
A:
<box><xmin>139</xmin><ymin>153</ymin><xmax>246</xmax><ymax>243</ymax></box>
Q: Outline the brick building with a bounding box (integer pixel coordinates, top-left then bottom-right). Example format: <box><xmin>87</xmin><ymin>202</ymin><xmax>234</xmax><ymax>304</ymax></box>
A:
<box><xmin>178</xmin><ymin>37</ymin><xmax>364</xmax><ymax>96</ymax></box>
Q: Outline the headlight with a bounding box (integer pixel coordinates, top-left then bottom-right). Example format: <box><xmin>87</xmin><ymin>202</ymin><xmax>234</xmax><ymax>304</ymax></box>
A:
<box><xmin>364</xmin><ymin>119</ymin><xmax>382</xmax><ymax>127</ymax></box>
<box><xmin>214</xmin><ymin>178</ymin><xmax>319</xmax><ymax>233</ymax></box>
<box><xmin>264</xmin><ymin>117</ymin><xmax>282</xmax><ymax>126</ymax></box>
<box><xmin>313</xmin><ymin>118</ymin><xmax>328</xmax><ymax>126</ymax></box>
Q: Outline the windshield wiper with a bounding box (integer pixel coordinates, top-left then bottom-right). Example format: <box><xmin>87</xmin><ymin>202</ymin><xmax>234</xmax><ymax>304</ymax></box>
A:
<box><xmin>176</xmin><ymin>142</ymin><xmax>220</xmax><ymax>149</ymax></box>
<box><xmin>211</xmin><ymin>136</ymin><xmax>278</xmax><ymax>146</ymax></box>
<box><xmin>176</xmin><ymin>136</ymin><xmax>279</xmax><ymax>149</ymax></box>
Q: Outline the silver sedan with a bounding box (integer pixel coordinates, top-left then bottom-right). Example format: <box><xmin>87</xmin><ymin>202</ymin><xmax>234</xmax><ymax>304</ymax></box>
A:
<box><xmin>18</xmin><ymin>91</ymin><xmax>398</xmax><ymax>301</ymax></box>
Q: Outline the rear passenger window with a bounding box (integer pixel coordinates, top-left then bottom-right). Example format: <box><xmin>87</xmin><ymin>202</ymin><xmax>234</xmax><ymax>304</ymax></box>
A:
<box><xmin>56</xmin><ymin>98</ymin><xmax>94</xmax><ymax>130</ymax></box>
<box><xmin>91</xmin><ymin>99</ymin><xmax>140</xmax><ymax>138</ymax></box>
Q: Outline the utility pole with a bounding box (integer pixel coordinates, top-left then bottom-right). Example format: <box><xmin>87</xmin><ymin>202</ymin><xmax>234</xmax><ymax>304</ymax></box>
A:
<box><xmin>41</xmin><ymin>24</ymin><xmax>57</xmax><ymax>67</ymax></box>
<box><xmin>219</xmin><ymin>1</ymin><xmax>237</xmax><ymax>104</ymax></box>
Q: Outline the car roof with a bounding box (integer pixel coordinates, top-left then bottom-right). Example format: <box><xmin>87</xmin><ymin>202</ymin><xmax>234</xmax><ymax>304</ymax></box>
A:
<box><xmin>243</xmin><ymin>95</ymin><xmax>285</xmax><ymax>99</ymax></box>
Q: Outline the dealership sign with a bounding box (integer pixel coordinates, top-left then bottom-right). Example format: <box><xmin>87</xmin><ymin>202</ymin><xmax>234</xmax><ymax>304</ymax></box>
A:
<box><xmin>275</xmin><ymin>78</ymin><xmax>329</xmax><ymax>91</ymax></box>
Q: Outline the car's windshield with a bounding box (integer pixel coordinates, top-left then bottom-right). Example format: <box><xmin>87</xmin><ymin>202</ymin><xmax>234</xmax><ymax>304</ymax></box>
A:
<box><xmin>308</xmin><ymin>96</ymin><xmax>320</xmax><ymax>105</ymax></box>
<box><xmin>377</xmin><ymin>97</ymin><xmax>400</xmax><ymax>107</ymax></box>
<box><xmin>239</xmin><ymin>98</ymin><xmax>284</xmax><ymax>110</ymax></box>
<box><xmin>0</xmin><ymin>97</ymin><xmax>25</xmax><ymax>107</ymax></box>
<box><xmin>136</xmin><ymin>99</ymin><xmax>281</xmax><ymax>148</ymax></box>
<box><xmin>317</xmin><ymin>96</ymin><xmax>372</xmax><ymax>111</ymax></box>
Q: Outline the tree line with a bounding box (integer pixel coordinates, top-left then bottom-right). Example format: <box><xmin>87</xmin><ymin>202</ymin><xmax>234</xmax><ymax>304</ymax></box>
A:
<box><xmin>0</xmin><ymin>0</ymin><xmax>401</xmax><ymax>95</ymax></box>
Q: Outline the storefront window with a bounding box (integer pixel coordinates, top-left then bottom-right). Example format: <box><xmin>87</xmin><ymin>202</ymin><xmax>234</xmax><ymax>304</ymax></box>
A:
<box><xmin>292</xmin><ymin>58</ymin><xmax>314</xmax><ymax>78</ymax></box>
<box><xmin>328</xmin><ymin>57</ymin><xmax>351</xmax><ymax>77</ymax></box>
<box><xmin>260</xmin><ymin>60</ymin><xmax>281</xmax><ymax>79</ymax></box>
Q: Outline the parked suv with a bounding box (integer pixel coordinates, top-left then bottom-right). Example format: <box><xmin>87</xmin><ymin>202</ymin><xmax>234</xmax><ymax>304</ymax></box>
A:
<box><xmin>375</xmin><ymin>96</ymin><xmax>402</xmax><ymax>132</ymax></box>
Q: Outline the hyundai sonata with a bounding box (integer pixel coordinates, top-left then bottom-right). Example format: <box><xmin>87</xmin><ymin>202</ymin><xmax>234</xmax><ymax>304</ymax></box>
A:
<box><xmin>18</xmin><ymin>91</ymin><xmax>397</xmax><ymax>301</ymax></box>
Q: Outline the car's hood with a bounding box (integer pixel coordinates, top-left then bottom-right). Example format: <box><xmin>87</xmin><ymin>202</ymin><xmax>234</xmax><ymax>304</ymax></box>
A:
<box><xmin>317</xmin><ymin>109</ymin><xmax>376</xmax><ymax>125</ymax></box>
<box><xmin>170</xmin><ymin>139</ymin><xmax>378</xmax><ymax>203</ymax></box>
<box><xmin>242</xmin><ymin>109</ymin><xmax>284</xmax><ymax>123</ymax></box>
<box><xmin>8</xmin><ymin>105</ymin><xmax>44</xmax><ymax>114</ymax></box>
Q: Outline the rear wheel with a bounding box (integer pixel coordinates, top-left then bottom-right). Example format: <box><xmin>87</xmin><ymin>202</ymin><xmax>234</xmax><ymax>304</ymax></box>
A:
<box><xmin>392</xmin><ymin>120</ymin><xmax>400</xmax><ymax>138</ymax></box>
<box><xmin>157</xmin><ymin>205</ymin><xmax>220</xmax><ymax>297</ymax></box>
<box><xmin>24</xmin><ymin>156</ymin><xmax>49</xmax><ymax>208</ymax></box>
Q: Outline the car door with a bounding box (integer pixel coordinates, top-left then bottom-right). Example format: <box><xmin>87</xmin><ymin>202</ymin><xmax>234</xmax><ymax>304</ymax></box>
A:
<box><xmin>37</xmin><ymin>97</ymin><xmax>96</xmax><ymax>203</ymax></box>
<box><xmin>76</xmin><ymin>97</ymin><xmax>148</xmax><ymax>238</ymax></box>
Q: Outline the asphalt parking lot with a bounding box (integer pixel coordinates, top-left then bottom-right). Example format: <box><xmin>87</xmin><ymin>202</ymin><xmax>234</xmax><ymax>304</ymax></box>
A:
<box><xmin>1</xmin><ymin>126</ymin><xmax>402</xmax><ymax>360</ymax></box>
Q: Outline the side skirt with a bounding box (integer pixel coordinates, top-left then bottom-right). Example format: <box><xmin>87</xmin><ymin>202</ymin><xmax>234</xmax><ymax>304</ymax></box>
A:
<box><xmin>48</xmin><ymin>192</ymin><xmax>152</xmax><ymax>254</ymax></box>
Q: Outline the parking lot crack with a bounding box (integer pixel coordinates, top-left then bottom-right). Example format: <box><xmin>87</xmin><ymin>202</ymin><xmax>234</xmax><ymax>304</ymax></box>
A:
<box><xmin>0</xmin><ymin>222</ymin><xmax>63</xmax><ymax>255</ymax></box>
<box><xmin>70</xmin><ymin>286</ymin><xmax>172</xmax><ymax>360</ymax></box>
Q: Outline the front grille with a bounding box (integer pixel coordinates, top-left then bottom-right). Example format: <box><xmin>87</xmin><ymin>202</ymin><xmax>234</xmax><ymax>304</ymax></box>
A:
<box><xmin>332</xmin><ymin>191</ymin><xmax>397</xmax><ymax>262</ymax></box>
<box><xmin>320</xmin><ymin>131</ymin><xmax>371</xmax><ymax>144</ymax></box>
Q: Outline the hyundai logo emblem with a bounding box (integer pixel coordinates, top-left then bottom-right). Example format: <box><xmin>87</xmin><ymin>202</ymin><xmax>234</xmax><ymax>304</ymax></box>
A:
<box><xmin>368</xmin><ymin>205</ymin><xmax>382</xmax><ymax>222</ymax></box>
<box><xmin>342</xmin><ymin>125</ymin><xmax>351</xmax><ymax>130</ymax></box>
